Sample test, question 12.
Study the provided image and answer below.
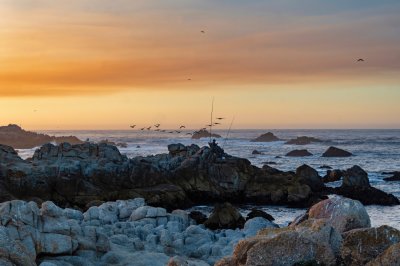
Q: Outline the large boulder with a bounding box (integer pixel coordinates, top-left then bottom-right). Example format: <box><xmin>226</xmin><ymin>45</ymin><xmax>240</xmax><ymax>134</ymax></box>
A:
<box><xmin>285</xmin><ymin>136</ymin><xmax>322</xmax><ymax>145</ymax></box>
<box><xmin>204</xmin><ymin>203</ymin><xmax>245</xmax><ymax>230</ymax></box>
<box><xmin>285</xmin><ymin>149</ymin><xmax>313</xmax><ymax>157</ymax></box>
<box><xmin>340</xmin><ymin>226</ymin><xmax>400</xmax><ymax>266</ymax></box>
<box><xmin>295</xmin><ymin>164</ymin><xmax>324</xmax><ymax>191</ymax></box>
<box><xmin>217</xmin><ymin>219</ymin><xmax>342</xmax><ymax>266</ymax></box>
<box><xmin>322</xmin><ymin>146</ymin><xmax>352</xmax><ymax>157</ymax></box>
<box><xmin>250</xmin><ymin>132</ymin><xmax>280</xmax><ymax>142</ymax></box>
<box><xmin>292</xmin><ymin>197</ymin><xmax>371</xmax><ymax>233</ymax></box>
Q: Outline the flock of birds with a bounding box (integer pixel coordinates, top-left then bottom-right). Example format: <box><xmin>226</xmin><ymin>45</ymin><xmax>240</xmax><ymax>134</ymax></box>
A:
<box><xmin>128</xmin><ymin>117</ymin><xmax>225</xmax><ymax>136</ymax></box>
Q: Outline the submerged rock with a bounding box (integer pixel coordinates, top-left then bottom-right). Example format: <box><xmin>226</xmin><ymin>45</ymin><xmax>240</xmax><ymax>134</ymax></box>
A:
<box><xmin>245</xmin><ymin>208</ymin><xmax>274</xmax><ymax>222</ymax></box>
<box><xmin>383</xmin><ymin>171</ymin><xmax>400</xmax><ymax>181</ymax></box>
<box><xmin>250</xmin><ymin>132</ymin><xmax>280</xmax><ymax>142</ymax></box>
<box><xmin>285</xmin><ymin>149</ymin><xmax>313</xmax><ymax>157</ymax></box>
<box><xmin>322</xmin><ymin>146</ymin><xmax>353</xmax><ymax>157</ymax></box>
<box><xmin>251</xmin><ymin>150</ymin><xmax>262</xmax><ymax>155</ymax></box>
<box><xmin>285</xmin><ymin>136</ymin><xmax>322</xmax><ymax>145</ymax></box>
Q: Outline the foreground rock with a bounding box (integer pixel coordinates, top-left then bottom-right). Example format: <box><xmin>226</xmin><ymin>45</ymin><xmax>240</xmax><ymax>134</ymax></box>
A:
<box><xmin>285</xmin><ymin>136</ymin><xmax>322</xmax><ymax>145</ymax></box>
<box><xmin>191</xmin><ymin>129</ymin><xmax>221</xmax><ymax>139</ymax></box>
<box><xmin>250</xmin><ymin>132</ymin><xmax>280</xmax><ymax>142</ymax></box>
<box><xmin>328</xmin><ymin>166</ymin><xmax>400</xmax><ymax>206</ymax></box>
<box><xmin>322</xmin><ymin>146</ymin><xmax>353</xmax><ymax>157</ymax></box>
<box><xmin>0</xmin><ymin>124</ymin><xmax>82</xmax><ymax>149</ymax></box>
<box><xmin>0</xmin><ymin>198</ymin><xmax>275</xmax><ymax>266</ymax></box>
<box><xmin>383</xmin><ymin>171</ymin><xmax>400</xmax><ymax>181</ymax></box>
<box><xmin>285</xmin><ymin>149</ymin><xmax>313</xmax><ymax>157</ymax></box>
<box><xmin>0</xmin><ymin>142</ymin><xmax>323</xmax><ymax>210</ymax></box>
<box><xmin>323</xmin><ymin>169</ymin><xmax>344</xmax><ymax>183</ymax></box>
<box><xmin>217</xmin><ymin>197</ymin><xmax>400</xmax><ymax>266</ymax></box>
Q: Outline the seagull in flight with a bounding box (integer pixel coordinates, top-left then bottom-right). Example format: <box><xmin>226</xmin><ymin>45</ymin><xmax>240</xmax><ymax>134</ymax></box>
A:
<box><xmin>357</xmin><ymin>58</ymin><xmax>365</xmax><ymax>62</ymax></box>
<box><xmin>216</xmin><ymin>117</ymin><xmax>225</xmax><ymax>120</ymax></box>
<box><xmin>140</xmin><ymin>128</ymin><xmax>145</xmax><ymax>131</ymax></box>
<box><xmin>201</xmin><ymin>30</ymin><xmax>205</xmax><ymax>34</ymax></box>
<box><xmin>179</xmin><ymin>125</ymin><xmax>186</xmax><ymax>129</ymax></box>
<box><xmin>130</xmin><ymin>125</ymin><xmax>136</xmax><ymax>128</ymax></box>
<box><xmin>146</xmin><ymin>126</ymin><xmax>152</xmax><ymax>130</ymax></box>
<box><xmin>154</xmin><ymin>124</ymin><xmax>160</xmax><ymax>128</ymax></box>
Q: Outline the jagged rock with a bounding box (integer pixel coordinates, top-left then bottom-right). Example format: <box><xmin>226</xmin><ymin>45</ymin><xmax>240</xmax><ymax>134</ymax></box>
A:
<box><xmin>323</xmin><ymin>169</ymin><xmax>343</xmax><ymax>183</ymax></box>
<box><xmin>191</xmin><ymin>129</ymin><xmax>221</xmax><ymax>139</ymax></box>
<box><xmin>285</xmin><ymin>136</ymin><xmax>322</xmax><ymax>145</ymax></box>
<box><xmin>342</xmin><ymin>165</ymin><xmax>370</xmax><ymax>188</ymax></box>
<box><xmin>204</xmin><ymin>203</ymin><xmax>245</xmax><ymax>230</ymax></box>
<box><xmin>250</xmin><ymin>132</ymin><xmax>280</xmax><ymax>142</ymax></box>
<box><xmin>292</xmin><ymin>197</ymin><xmax>370</xmax><ymax>233</ymax></box>
<box><xmin>285</xmin><ymin>149</ymin><xmax>313</xmax><ymax>157</ymax></box>
<box><xmin>340</xmin><ymin>225</ymin><xmax>400</xmax><ymax>266</ymax></box>
<box><xmin>322</xmin><ymin>146</ymin><xmax>352</xmax><ymax>157</ymax></box>
<box><xmin>0</xmin><ymin>124</ymin><xmax>82</xmax><ymax>149</ymax></box>
<box><xmin>366</xmin><ymin>242</ymin><xmax>400</xmax><ymax>266</ymax></box>
<box><xmin>383</xmin><ymin>172</ymin><xmax>400</xmax><ymax>181</ymax></box>
<box><xmin>296</xmin><ymin>164</ymin><xmax>324</xmax><ymax>191</ymax></box>
<box><xmin>245</xmin><ymin>209</ymin><xmax>274</xmax><ymax>222</ymax></box>
<box><xmin>329</xmin><ymin>166</ymin><xmax>400</xmax><ymax>206</ymax></box>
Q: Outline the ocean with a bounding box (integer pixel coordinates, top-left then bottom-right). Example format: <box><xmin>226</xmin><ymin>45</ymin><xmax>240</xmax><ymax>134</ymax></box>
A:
<box><xmin>16</xmin><ymin>129</ymin><xmax>400</xmax><ymax>229</ymax></box>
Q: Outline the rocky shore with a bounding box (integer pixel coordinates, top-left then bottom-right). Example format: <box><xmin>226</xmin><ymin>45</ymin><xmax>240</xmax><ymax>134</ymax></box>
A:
<box><xmin>1</xmin><ymin>196</ymin><xmax>399</xmax><ymax>265</ymax></box>
<box><xmin>1</xmin><ymin>142</ymin><xmax>398</xmax><ymax>211</ymax></box>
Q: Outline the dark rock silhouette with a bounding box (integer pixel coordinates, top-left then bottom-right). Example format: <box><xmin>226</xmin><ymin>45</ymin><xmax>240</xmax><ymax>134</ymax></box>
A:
<box><xmin>285</xmin><ymin>136</ymin><xmax>322</xmax><ymax>145</ymax></box>
<box><xmin>250</xmin><ymin>132</ymin><xmax>280</xmax><ymax>142</ymax></box>
<box><xmin>252</xmin><ymin>150</ymin><xmax>262</xmax><ymax>155</ymax></box>
<box><xmin>191</xmin><ymin>129</ymin><xmax>221</xmax><ymax>139</ymax></box>
<box><xmin>286</xmin><ymin>149</ymin><xmax>313</xmax><ymax>157</ymax></box>
<box><xmin>246</xmin><ymin>208</ymin><xmax>274</xmax><ymax>222</ymax></box>
<box><xmin>322</xmin><ymin>146</ymin><xmax>352</xmax><ymax>157</ymax></box>
<box><xmin>204</xmin><ymin>202</ymin><xmax>245</xmax><ymax>230</ymax></box>
<box><xmin>0</xmin><ymin>124</ymin><xmax>82</xmax><ymax>149</ymax></box>
<box><xmin>383</xmin><ymin>172</ymin><xmax>400</xmax><ymax>181</ymax></box>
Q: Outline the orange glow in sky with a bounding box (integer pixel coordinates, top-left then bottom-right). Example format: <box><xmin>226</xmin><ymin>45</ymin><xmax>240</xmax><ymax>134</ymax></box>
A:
<box><xmin>1</xmin><ymin>1</ymin><xmax>399</xmax><ymax>129</ymax></box>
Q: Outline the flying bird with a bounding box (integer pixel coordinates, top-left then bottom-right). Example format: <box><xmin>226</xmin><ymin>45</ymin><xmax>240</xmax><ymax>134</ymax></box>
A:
<box><xmin>213</xmin><ymin>122</ymin><xmax>221</xmax><ymax>125</ymax></box>
<box><xmin>130</xmin><ymin>125</ymin><xmax>136</xmax><ymax>128</ymax></box>
<box><xmin>357</xmin><ymin>58</ymin><xmax>364</xmax><ymax>62</ymax></box>
<box><xmin>140</xmin><ymin>128</ymin><xmax>145</xmax><ymax>131</ymax></box>
<box><xmin>179</xmin><ymin>125</ymin><xmax>186</xmax><ymax>129</ymax></box>
<box><xmin>216</xmin><ymin>117</ymin><xmax>225</xmax><ymax>120</ymax></box>
<box><xmin>187</xmin><ymin>78</ymin><xmax>192</xmax><ymax>81</ymax></box>
<box><xmin>201</xmin><ymin>30</ymin><xmax>205</xmax><ymax>34</ymax></box>
<box><xmin>146</xmin><ymin>126</ymin><xmax>152</xmax><ymax>130</ymax></box>
<box><xmin>206</xmin><ymin>124</ymin><xmax>213</xmax><ymax>127</ymax></box>
<box><xmin>154</xmin><ymin>124</ymin><xmax>160</xmax><ymax>128</ymax></box>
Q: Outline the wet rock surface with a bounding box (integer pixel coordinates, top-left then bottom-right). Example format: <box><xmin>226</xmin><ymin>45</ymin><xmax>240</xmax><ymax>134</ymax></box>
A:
<box><xmin>191</xmin><ymin>129</ymin><xmax>221</xmax><ymax>139</ymax></box>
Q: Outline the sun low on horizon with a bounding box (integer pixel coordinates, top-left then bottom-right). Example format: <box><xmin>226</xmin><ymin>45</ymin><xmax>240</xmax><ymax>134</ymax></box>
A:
<box><xmin>1</xmin><ymin>0</ymin><xmax>399</xmax><ymax>130</ymax></box>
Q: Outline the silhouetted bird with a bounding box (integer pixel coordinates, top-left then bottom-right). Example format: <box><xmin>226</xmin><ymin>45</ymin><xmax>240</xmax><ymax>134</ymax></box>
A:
<box><xmin>201</xmin><ymin>30</ymin><xmax>205</xmax><ymax>34</ymax></box>
<box><xmin>357</xmin><ymin>58</ymin><xmax>365</xmax><ymax>62</ymax></box>
<box><xmin>180</xmin><ymin>125</ymin><xmax>185</xmax><ymax>129</ymax></box>
<box><xmin>213</xmin><ymin>122</ymin><xmax>221</xmax><ymax>125</ymax></box>
<box><xmin>206</xmin><ymin>124</ymin><xmax>213</xmax><ymax>127</ymax></box>
<box><xmin>216</xmin><ymin>117</ymin><xmax>225</xmax><ymax>120</ymax></box>
<box><xmin>147</xmin><ymin>126</ymin><xmax>151</xmax><ymax>130</ymax></box>
<box><xmin>154</xmin><ymin>124</ymin><xmax>160</xmax><ymax>128</ymax></box>
<box><xmin>140</xmin><ymin>128</ymin><xmax>145</xmax><ymax>131</ymax></box>
<box><xmin>187</xmin><ymin>78</ymin><xmax>191</xmax><ymax>81</ymax></box>
<box><xmin>130</xmin><ymin>125</ymin><xmax>136</xmax><ymax>128</ymax></box>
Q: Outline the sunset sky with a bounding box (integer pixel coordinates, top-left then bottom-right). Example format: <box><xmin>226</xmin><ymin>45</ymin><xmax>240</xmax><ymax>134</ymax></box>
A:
<box><xmin>1</xmin><ymin>0</ymin><xmax>399</xmax><ymax>129</ymax></box>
